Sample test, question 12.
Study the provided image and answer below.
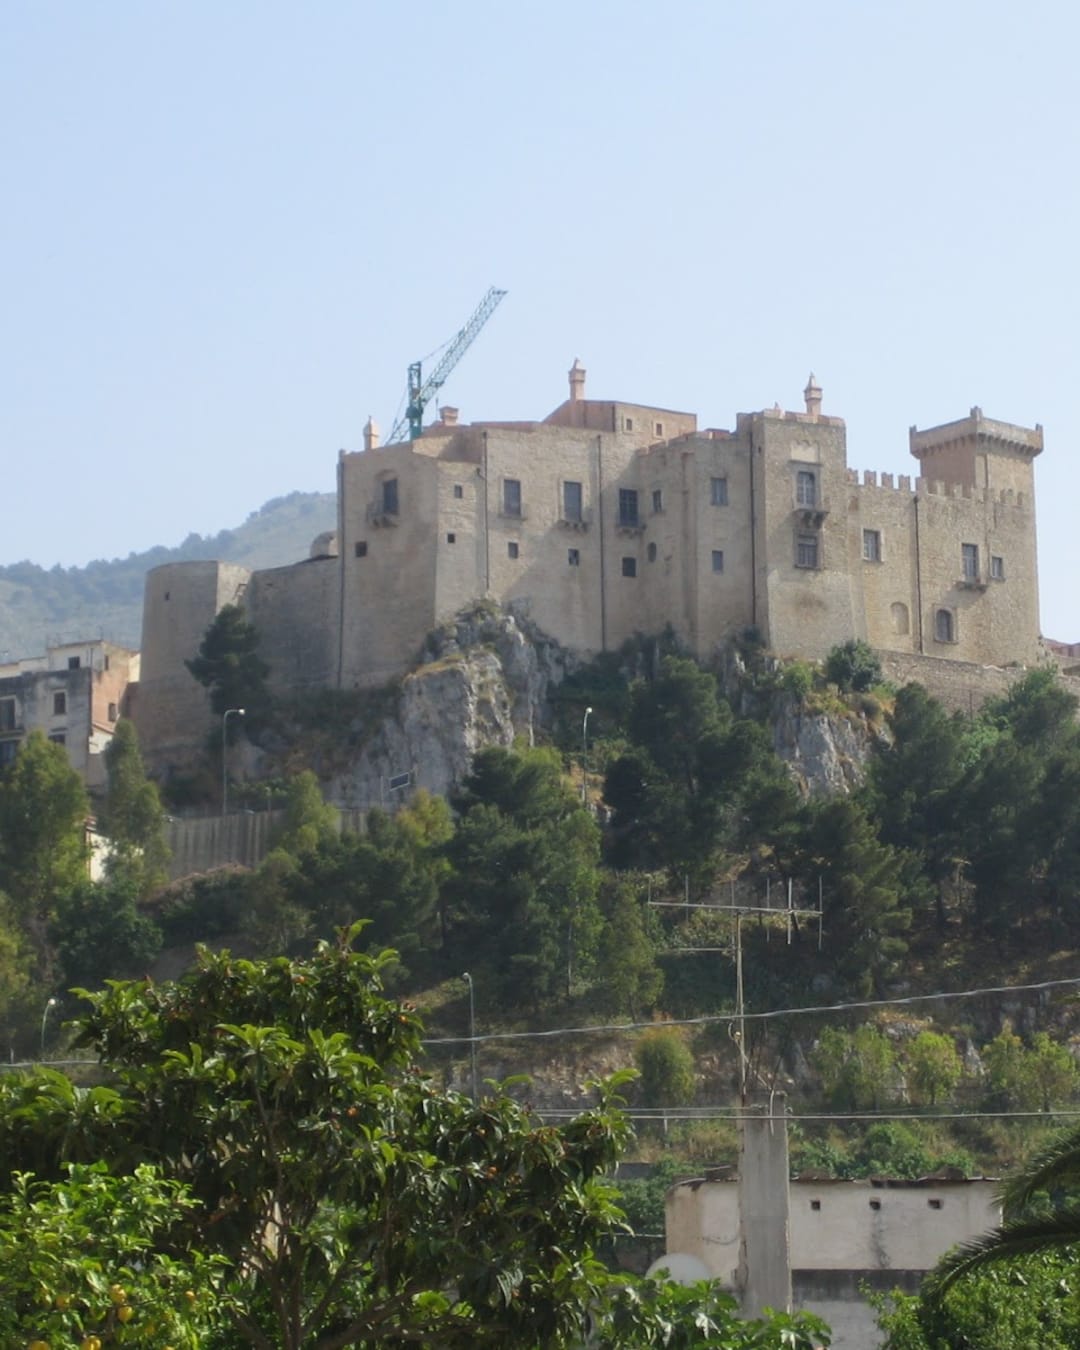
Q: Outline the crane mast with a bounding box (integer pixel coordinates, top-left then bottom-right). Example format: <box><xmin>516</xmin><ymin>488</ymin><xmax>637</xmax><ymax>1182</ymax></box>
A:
<box><xmin>386</xmin><ymin>286</ymin><xmax>507</xmax><ymax>445</ymax></box>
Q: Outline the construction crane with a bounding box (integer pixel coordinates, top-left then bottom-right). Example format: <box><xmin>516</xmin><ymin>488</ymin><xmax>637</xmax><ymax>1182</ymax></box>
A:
<box><xmin>385</xmin><ymin>286</ymin><xmax>507</xmax><ymax>445</ymax></box>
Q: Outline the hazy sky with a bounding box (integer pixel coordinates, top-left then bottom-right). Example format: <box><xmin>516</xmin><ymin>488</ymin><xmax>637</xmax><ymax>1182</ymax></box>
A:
<box><xmin>3</xmin><ymin>2</ymin><xmax>1078</xmax><ymax>638</ymax></box>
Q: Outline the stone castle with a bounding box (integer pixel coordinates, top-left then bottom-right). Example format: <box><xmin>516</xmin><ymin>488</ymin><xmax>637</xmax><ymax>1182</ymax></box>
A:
<box><xmin>134</xmin><ymin>365</ymin><xmax>1044</xmax><ymax>771</ymax></box>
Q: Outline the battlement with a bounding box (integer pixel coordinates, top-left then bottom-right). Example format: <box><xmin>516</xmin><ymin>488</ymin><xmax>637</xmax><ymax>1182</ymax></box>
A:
<box><xmin>846</xmin><ymin>466</ymin><xmax>1027</xmax><ymax>507</ymax></box>
<box><xmin>910</xmin><ymin>407</ymin><xmax>1043</xmax><ymax>462</ymax></box>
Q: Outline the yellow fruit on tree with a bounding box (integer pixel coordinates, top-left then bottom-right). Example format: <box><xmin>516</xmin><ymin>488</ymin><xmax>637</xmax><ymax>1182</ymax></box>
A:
<box><xmin>54</xmin><ymin>1293</ymin><xmax>72</xmax><ymax>1310</ymax></box>
<box><xmin>80</xmin><ymin>1337</ymin><xmax>102</xmax><ymax>1350</ymax></box>
<box><xmin>29</xmin><ymin>1340</ymin><xmax>50</xmax><ymax>1350</ymax></box>
<box><xmin>116</xmin><ymin>1305</ymin><xmax>134</xmax><ymax>1324</ymax></box>
<box><xmin>109</xmin><ymin>1284</ymin><xmax>127</xmax><ymax>1304</ymax></box>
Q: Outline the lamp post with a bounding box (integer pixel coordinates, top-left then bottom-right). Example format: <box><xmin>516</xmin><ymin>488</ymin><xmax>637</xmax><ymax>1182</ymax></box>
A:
<box><xmin>222</xmin><ymin>707</ymin><xmax>246</xmax><ymax>815</ymax></box>
<box><xmin>462</xmin><ymin>971</ymin><xmax>478</xmax><ymax>1103</ymax></box>
<box><xmin>40</xmin><ymin>996</ymin><xmax>58</xmax><ymax>1058</ymax></box>
<box><xmin>581</xmin><ymin>706</ymin><xmax>593</xmax><ymax>804</ymax></box>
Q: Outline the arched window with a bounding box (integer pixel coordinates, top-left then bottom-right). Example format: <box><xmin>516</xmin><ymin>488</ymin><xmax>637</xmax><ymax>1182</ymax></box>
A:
<box><xmin>891</xmin><ymin>602</ymin><xmax>910</xmax><ymax>636</ymax></box>
<box><xmin>934</xmin><ymin>609</ymin><xmax>954</xmax><ymax>643</ymax></box>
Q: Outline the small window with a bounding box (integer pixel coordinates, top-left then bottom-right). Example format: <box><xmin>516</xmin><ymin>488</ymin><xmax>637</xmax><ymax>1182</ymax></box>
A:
<box><xmin>796</xmin><ymin>469</ymin><xmax>817</xmax><ymax>507</ymax></box>
<box><xmin>0</xmin><ymin>740</ymin><xmax>18</xmax><ymax>767</ymax></box>
<box><xmin>863</xmin><ymin>529</ymin><xmax>881</xmax><ymax>562</ymax></box>
<box><xmin>810</xmin><ymin>1200</ymin><xmax>821</xmax><ymax>1212</ymax></box>
<box><xmin>49</xmin><ymin>733</ymin><xmax>66</xmax><ymax>747</ymax></box>
<box><xmin>962</xmin><ymin>542</ymin><xmax>979</xmax><ymax>580</ymax></box>
<box><xmin>655</xmin><ymin>422</ymin><xmax>664</xmax><ymax>436</ymax></box>
<box><xmin>647</xmin><ymin>542</ymin><xmax>657</xmax><ymax>562</ymax></box>
<box><xmin>507</xmin><ymin>541</ymin><xmax>519</xmax><ymax>559</ymax></box>
<box><xmin>503</xmin><ymin>479</ymin><xmax>522</xmax><ymax>517</ymax></box>
<box><xmin>652</xmin><ymin>489</ymin><xmax>663</xmax><ymax>514</ymax></box>
<box><xmin>164</xmin><ymin>591</ymin><xmax>170</xmax><ymax>601</ymax></box>
<box><xmin>891</xmin><ymin>602</ymin><xmax>910</xmax><ymax>635</ymax></box>
<box><xmin>453</xmin><ymin>483</ymin><xmax>464</xmax><ymax>499</ymax></box>
<box><xmin>618</xmin><ymin>489</ymin><xmax>640</xmax><ymax>527</ymax></box>
<box><xmin>991</xmin><ymin>554</ymin><xmax>1005</xmax><ymax>580</ymax></box>
<box><xmin>104</xmin><ymin>655</ymin><xmax>110</xmax><ymax>671</ymax></box>
<box><xmin>621</xmin><ymin>557</ymin><xmax>637</xmax><ymax>578</ymax></box>
<box><xmin>0</xmin><ymin>699</ymin><xmax>15</xmax><ymax>732</ymax></box>
<box><xmin>624</xmin><ymin>417</ymin><xmax>634</xmax><ymax>432</ymax></box>
<box><xmin>354</xmin><ymin>541</ymin><xmax>368</xmax><ymax>558</ymax></box>
<box><xmin>928</xmin><ymin>1198</ymin><xmax>943</xmax><ymax>1210</ymax></box>
<box><xmin>711</xmin><ymin>550</ymin><xmax>724</xmax><ymax>574</ymax></box>
<box><xmin>869</xmin><ymin>1199</ymin><xmax>882</xmax><ymax>1211</ymax></box>
<box><xmin>710</xmin><ymin>476</ymin><xmax>728</xmax><ymax>506</ymax></box>
<box><xmin>68</xmin><ymin>656</ymin><xmax>81</xmax><ymax>670</ymax></box>
<box><xmin>935</xmin><ymin>608</ymin><xmax>955</xmax><ymax>643</ymax></box>
<box><xmin>53</xmin><ymin>692</ymin><xmax>66</xmax><ymax>716</ymax></box>
<box><xmin>447</xmin><ymin>533</ymin><xmax>456</xmax><ymax>544</ymax></box>
<box><xmin>108</xmin><ymin>702</ymin><xmax>118</xmax><ymax>721</ymax></box>
<box><xmin>796</xmin><ymin>533</ymin><xmax>819</xmax><ymax>569</ymax></box>
<box><xmin>563</xmin><ymin>480</ymin><xmax>583</xmax><ymax>522</ymax></box>
<box><xmin>381</xmin><ymin>478</ymin><xmax>399</xmax><ymax>516</ymax></box>
<box><xmin>568</xmin><ymin>548</ymin><xmax>580</xmax><ymax>566</ymax></box>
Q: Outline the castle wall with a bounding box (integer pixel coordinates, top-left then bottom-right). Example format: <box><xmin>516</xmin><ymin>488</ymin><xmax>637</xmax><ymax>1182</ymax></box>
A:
<box><xmin>337</xmin><ymin>443</ymin><xmax>440</xmax><ymax>687</ymax></box>
<box><xmin>135</xmin><ymin>560</ymin><xmax>251</xmax><ymax>772</ymax></box>
<box><xmin>245</xmin><ymin>556</ymin><xmax>339</xmax><ymax>696</ymax></box>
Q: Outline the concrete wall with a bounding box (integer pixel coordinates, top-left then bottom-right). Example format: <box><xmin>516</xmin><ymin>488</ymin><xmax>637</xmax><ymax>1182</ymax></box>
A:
<box><xmin>246</xmin><ymin>556</ymin><xmax>339</xmax><ymax>696</ymax></box>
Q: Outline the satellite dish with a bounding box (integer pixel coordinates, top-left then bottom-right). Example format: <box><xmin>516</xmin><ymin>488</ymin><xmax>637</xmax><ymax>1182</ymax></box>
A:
<box><xmin>646</xmin><ymin>1252</ymin><xmax>711</xmax><ymax>1285</ymax></box>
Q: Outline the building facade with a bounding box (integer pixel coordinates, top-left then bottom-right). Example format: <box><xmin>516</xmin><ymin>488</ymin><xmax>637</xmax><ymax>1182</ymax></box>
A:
<box><xmin>134</xmin><ymin>366</ymin><xmax>1044</xmax><ymax>770</ymax></box>
<box><xmin>0</xmin><ymin>640</ymin><xmax>139</xmax><ymax>788</ymax></box>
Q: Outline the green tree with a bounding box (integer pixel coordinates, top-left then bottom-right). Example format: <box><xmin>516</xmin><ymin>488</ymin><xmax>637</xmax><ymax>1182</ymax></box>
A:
<box><xmin>0</xmin><ymin>730</ymin><xmax>88</xmax><ymax>962</ymax></box>
<box><xmin>101</xmin><ymin>718</ymin><xmax>170</xmax><ymax>895</ymax></box>
<box><xmin>635</xmin><ymin>1029</ymin><xmax>696</xmax><ymax>1107</ymax></box>
<box><xmin>596</xmin><ymin>881</ymin><xmax>663</xmax><ymax>1018</ymax></box>
<box><xmin>273</xmin><ymin>769</ymin><xmax>339</xmax><ymax>856</ymax></box>
<box><xmin>0</xmin><ymin>933</ymin><xmax>826</xmax><ymax>1349</ymax></box>
<box><xmin>0</xmin><ymin>1163</ymin><xmax>224</xmax><ymax>1348</ymax></box>
<box><xmin>51</xmin><ymin>877</ymin><xmax>163</xmax><ymax>997</ymax></box>
<box><xmin>905</xmin><ymin>1030</ymin><xmax>963</xmax><ymax>1107</ymax></box>
<box><xmin>814</xmin><ymin>1025</ymin><xmax>898</xmax><ymax>1111</ymax></box>
<box><xmin>824</xmin><ymin>638</ymin><xmax>882</xmax><ymax>693</ymax></box>
<box><xmin>185</xmin><ymin>603</ymin><xmax>270</xmax><ymax>721</ymax></box>
<box><xmin>443</xmin><ymin>747</ymin><xmax>602</xmax><ymax>1007</ymax></box>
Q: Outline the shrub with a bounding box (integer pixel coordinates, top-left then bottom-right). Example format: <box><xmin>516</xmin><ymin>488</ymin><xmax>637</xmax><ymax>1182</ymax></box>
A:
<box><xmin>824</xmin><ymin>639</ymin><xmax>883</xmax><ymax>693</ymax></box>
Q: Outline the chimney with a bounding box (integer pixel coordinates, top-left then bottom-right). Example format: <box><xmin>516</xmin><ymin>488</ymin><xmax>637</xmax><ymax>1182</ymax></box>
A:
<box><xmin>803</xmin><ymin>374</ymin><xmax>822</xmax><ymax>420</ymax></box>
<box><xmin>439</xmin><ymin>406</ymin><xmax>460</xmax><ymax>426</ymax></box>
<box><xmin>363</xmin><ymin>415</ymin><xmax>380</xmax><ymax>451</ymax></box>
<box><xmin>569</xmin><ymin>358</ymin><xmax>586</xmax><ymax>404</ymax></box>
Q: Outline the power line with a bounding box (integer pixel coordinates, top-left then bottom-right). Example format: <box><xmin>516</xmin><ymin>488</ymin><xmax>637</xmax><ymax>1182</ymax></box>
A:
<box><xmin>421</xmin><ymin>973</ymin><xmax>1080</xmax><ymax>1047</ymax></box>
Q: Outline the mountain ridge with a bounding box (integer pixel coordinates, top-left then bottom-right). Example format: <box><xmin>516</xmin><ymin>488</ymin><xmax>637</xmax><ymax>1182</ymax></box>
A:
<box><xmin>0</xmin><ymin>490</ymin><xmax>337</xmax><ymax>659</ymax></box>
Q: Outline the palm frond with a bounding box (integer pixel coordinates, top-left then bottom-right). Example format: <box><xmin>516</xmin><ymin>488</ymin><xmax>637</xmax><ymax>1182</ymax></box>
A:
<box><xmin>926</xmin><ymin>1206</ymin><xmax>1080</xmax><ymax>1298</ymax></box>
<box><xmin>999</xmin><ymin>1123</ymin><xmax>1080</xmax><ymax>1217</ymax></box>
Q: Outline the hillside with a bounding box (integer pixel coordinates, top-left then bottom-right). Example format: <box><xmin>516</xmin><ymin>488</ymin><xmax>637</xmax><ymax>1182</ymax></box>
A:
<box><xmin>0</xmin><ymin>490</ymin><xmax>336</xmax><ymax>659</ymax></box>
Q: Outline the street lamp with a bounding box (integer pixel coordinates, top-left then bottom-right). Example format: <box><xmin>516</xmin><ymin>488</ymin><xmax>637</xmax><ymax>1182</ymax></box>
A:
<box><xmin>581</xmin><ymin>706</ymin><xmax>593</xmax><ymax>804</ymax></box>
<box><xmin>462</xmin><ymin>971</ymin><xmax>478</xmax><ymax>1103</ymax></box>
<box><xmin>40</xmin><ymin>996</ymin><xmax>58</xmax><ymax>1058</ymax></box>
<box><xmin>222</xmin><ymin>708</ymin><xmax>246</xmax><ymax>815</ymax></box>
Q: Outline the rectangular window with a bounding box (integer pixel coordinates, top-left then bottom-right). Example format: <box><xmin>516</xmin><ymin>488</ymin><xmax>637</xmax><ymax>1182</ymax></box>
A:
<box><xmin>618</xmin><ymin>489</ymin><xmax>639</xmax><ymax>526</ymax></box>
<box><xmin>796</xmin><ymin>533</ymin><xmax>819</xmax><ymax>569</ymax></box>
<box><xmin>652</xmin><ymin>488</ymin><xmax>663</xmax><ymax>514</ymax></box>
<box><xmin>796</xmin><ymin>470</ymin><xmax>817</xmax><ymax>507</ymax></box>
<box><xmin>991</xmin><ymin>554</ymin><xmax>1005</xmax><ymax>580</ymax></box>
<box><xmin>935</xmin><ymin>609</ymin><xmax>955</xmax><ymax>643</ymax></box>
<box><xmin>446</xmin><ymin>533</ymin><xmax>456</xmax><ymax>544</ymax></box>
<box><xmin>624</xmin><ymin>417</ymin><xmax>634</xmax><ymax>431</ymax></box>
<box><xmin>0</xmin><ymin>740</ymin><xmax>18</xmax><ymax>767</ymax></box>
<box><xmin>68</xmin><ymin>656</ymin><xmax>81</xmax><ymax>670</ymax></box>
<box><xmin>104</xmin><ymin>655</ymin><xmax>110</xmax><ymax>671</ymax></box>
<box><xmin>503</xmin><ymin>479</ymin><xmax>522</xmax><ymax>517</ymax></box>
<box><xmin>453</xmin><ymin>483</ymin><xmax>464</xmax><ymax>499</ymax></box>
<box><xmin>108</xmin><ymin>702</ymin><xmax>118</xmax><ymax>721</ymax></box>
<box><xmin>655</xmin><ymin>422</ymin><xmax>664</xmax><ymax>437</ymax></box>
<box><xmin>962</xmin><ymin>542</ymin><xmax>979</xmax><ymax>580</ymax></box>
<box><xmin>381</xmin><ymin>478</ymin><xmax>399</xmax><ymax>515</ymax></box>
<box><xmin>710</xmin><ymin>476</ymin><xmax>728</xmax><ymax>506</ymax></box>
<box><xmin>0</xmin><ymin>699</ymin><xmax>14</xmax><ymax>732</ymax></box>
<box><xmin>354</xmin><ymin>541</ymin><xmax>368</xmax><ymax>558</ymax></box>
<box><xmin>563</xmin><ymin>480</ymin><xmax>583</xmax><ymax>522</ymax></box>
<box><xmin>507</xmin><ymin>541</ymin><xmax>519</xmax><ymax>559</ymax></box>
<box><xmin>711</xmin><ymin>550</ymin><xmax>724</xmax><ymax>574</ymax></box>
<box><xmin>863</xmin><ymin>529</ymin><xmax>882</xmax><ymax>562</ymax></box>
<box><xmin>621</xmin><ymin>556</ymin><xmax>637</xmax><ymax>577</ymax></box>
<box><xmin>49</xmin><ymin>733</ymin><xmax>66</xmax><ymax>747</ymax></box>
<box><xmin>53</xmin><ymin>692</ymin><xmax>66</xmax><ymax>716</ymax></box>
<box><xmin>568</xmin><ymin>548</ymin><xmax>580</xmax><ymax>566</ymax></box>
